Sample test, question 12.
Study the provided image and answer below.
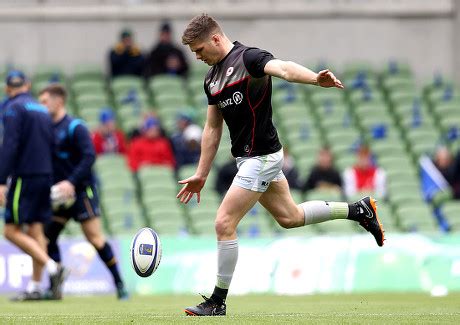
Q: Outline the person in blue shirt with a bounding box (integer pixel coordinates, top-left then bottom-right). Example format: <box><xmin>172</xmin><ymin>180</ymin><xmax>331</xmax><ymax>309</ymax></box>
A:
<box><xmin>0</xmin><ymin>71</ymin><xmax>67</xmax><ymax>301</ymax></box>
<box><xmin>38</xmin><ymin>84</ymin><xmax>128</xmax><ymax>300</ymax></box>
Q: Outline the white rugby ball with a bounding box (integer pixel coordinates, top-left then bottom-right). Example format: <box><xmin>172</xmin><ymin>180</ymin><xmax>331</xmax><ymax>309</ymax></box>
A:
<box><xmin>50</xmin><ymin>185</ymin><xmax>76</xmax><ymax>211</ymax></box>
<box><xmin>130</xmin><ymin>227</ymin><xmax>162</xmax><ymax>277</ymax></box>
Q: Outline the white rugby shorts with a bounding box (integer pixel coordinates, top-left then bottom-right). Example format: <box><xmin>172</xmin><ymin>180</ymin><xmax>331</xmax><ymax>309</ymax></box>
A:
<box><xmin>232</xmin><ymin>148</ymin><xmax>285</xmax><ymax>192</ymax></box>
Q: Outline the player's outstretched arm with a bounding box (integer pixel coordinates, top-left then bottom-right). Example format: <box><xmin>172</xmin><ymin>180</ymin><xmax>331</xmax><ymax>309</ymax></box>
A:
<box><xmin>264</xmin><ymin>59</ymin><xmax>344</xmax><ymax>89</ymax></box>
<box><xmin>177</xmin><ymin>105</ymin><xmax>223</xmax><ymax>204</ymax></box>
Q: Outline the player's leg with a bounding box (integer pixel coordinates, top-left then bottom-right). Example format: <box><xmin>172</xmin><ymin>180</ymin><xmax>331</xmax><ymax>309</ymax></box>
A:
<box><xmin>80</xmin><ymin>217</ymin><xmax>127</xmax><ymax>299</ymax></box>
<box><xmin>45</xmin><ymin>216</ymin><xmax>68</xmax><ymax>264</ymax></box>
<box><xmin>4</xmin><ymin>224</ymin><xmax>51</xmax><ymax>267</ymax></box>
<box><xmin>259</xmin><ymin>178</ymin><xmax>384</xmax><ymax>246</ymax></box>
<box><xmin>27</xmin><ymin>223</ymin><xmax>47</xmax><ymax>293</ymax></box>
<box><xmin>185</xmin><ymin>150</ymin><xmax>284</xmax><ymax>316</ymax></box>
<box><xmin>78</xmin><ymin>187</ymin><xmax>128</xmax><ymax>300</ymax></box>
<box><xmin>185</xmin><ymin>185</ymin><xmax>261</xmax><ymax>316</ymax></box>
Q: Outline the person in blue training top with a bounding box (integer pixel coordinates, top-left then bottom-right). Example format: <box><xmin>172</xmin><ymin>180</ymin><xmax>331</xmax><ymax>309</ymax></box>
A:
<box><xmin>38</xmin><ymin>84</ymin><xmax>128</xmax><ymax>300</ymax></box>
<box><xmin>0</xmin><ymin>71</ymin><xmax>67</xmax><ymax>301</ymax></box>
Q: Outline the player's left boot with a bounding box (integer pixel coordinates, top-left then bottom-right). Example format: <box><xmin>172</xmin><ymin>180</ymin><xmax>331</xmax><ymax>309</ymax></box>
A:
<box><xmin>49</xmin><ymin>266</ymin><xmax>70</xmax><ymax>300</ymax></box>
<box><xmin>10</xmin><ymin>291</ymin><xmax>43</xmax><ymax>302</ymax></box>
<box><xmin>349</xmin><ymin>196</ymin><xmax>385</xmax><ymax>247</ymax></box>
<box><xmin>184</xmin><ymin>295</ymin><xmax>226</xmax><ymax>316</ymax></box>
<box><xmin>116</xmin><ymin>283</ymin><xmax>129</xmax><ymax>300</ymax></box>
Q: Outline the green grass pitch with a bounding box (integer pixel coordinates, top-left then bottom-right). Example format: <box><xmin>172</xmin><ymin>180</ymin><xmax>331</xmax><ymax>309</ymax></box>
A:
<box><xmin>1</xmin><ymin>293</ymin><xmax>460</xmax><ymax>324</ymax></box>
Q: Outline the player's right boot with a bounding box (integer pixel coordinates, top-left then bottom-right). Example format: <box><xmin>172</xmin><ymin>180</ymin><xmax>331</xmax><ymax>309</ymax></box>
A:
<box><xmin>116</xmin><ymin>282</ymin><xmax>129</xmax><ymax>300</ymax></box>
<box><xmin>10</xmin><ymin>291</ymin><xmax>43</xmax><ymax>302</ymax></box>
<box><xmin>48</xmin><ymin>266</ymin><xmax>70</xmax><ymax>300</ymax></box>
<box><xmin>184</xmin><ymin>295</ymin><xmax>226</xmax><ymax>316</ymax></box>
<box><xmin>349</xmin><ymin>196</ymin><xmax>385</xmax><ymax>247</ymax></box>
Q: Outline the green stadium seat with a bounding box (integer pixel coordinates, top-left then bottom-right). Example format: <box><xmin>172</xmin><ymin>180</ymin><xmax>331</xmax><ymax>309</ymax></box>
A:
<box><xmin>349</xmin><ymin>90</ymin><xmax>385</xmax><ymax>106</ymax></box>
<box><xmin>381</xmin><ymin>61</ymin><xmax>413</xmax><ymax>78</ymax></box>
<box><xmin>149</xmin><ymin>75</ymin><xmax>185</xmax><ymax>93</ymax></box>
<box><xmin>71</xmin><ymin>79</ymin><xmax>106</xmax><ymax>95</ymax></box>
<box><xmin>335</xmin><ymin>153</ymin><xmax>356</xmax><ymax>172</ymax></box>
<box><xmin>237</xmin><ymin>203</ymin><xmax>273</xmax><ymax>238</ymax></box>
<box><xmin>155</xmin><ymin>93</ymin><xmax>189</xmax><ymax>109</ymax></box>
<box><xmin>309</xmin><ymin>88</ymin><xmax>346</xmax><ymax>108</ymax></box>
<box><xmin>342</xmin><ymin>61</ymin><xmax>375</xmax><ymax>79</ymax></box>
<box><xmin>306</xmin><ymin>188</ymin><xmax>343</xmax><ymax>201</ymax></box>
<box><xmin>382</xmin><ymin>76</ymin><xmax>415</xmax><ymax>94</ymax></box>
<box><xmin>111</xmin><ymin>76</ymin><xmax>143</xmax><ymax>93</ymax></box>
<box><xmin>397</xmin><ymin>203</ymin><xmax>438</xmax><ymax>233</ymax></box>
<box><xmin>439</xmin><ymin>116</ymin><xmax>460</xmax><ymax>134</ymax></box>
<box><xmin>442</xmin><ymin>201</ymin><xmax>460</xmax><ymax>230</ymax></box>
<box><xmin>73</xmin><ymin>63</ymin><xmax>105</xmax><ymax>82</ymax></box>
<box><xmin>33</xmin><ymin>64</ymin><xmax>65</xmax><ymax>83</ymax></box>
<box><xmin>114</xmin><ymin>89</ymin><xmax>149</xmax><ymax>107</ymax></box>
<box><xmin>32</xmin><ymin>80</ymin><xmax>57</xmax><ymax>96</ymax></box>
<box><xmin>375</xmin><ymin>203</ymin><xmax>400</xmax><ymax>233</ymax></box>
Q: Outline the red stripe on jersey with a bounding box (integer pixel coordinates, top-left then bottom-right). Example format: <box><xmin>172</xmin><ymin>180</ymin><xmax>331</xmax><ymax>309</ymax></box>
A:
<box><xmin>253</xmin><ymin>82</ymin><xmax>269</xmax><ymax>110</ymax></box>
<box><xmin>210</xmin><ymin>76</ymin><xmax>249</xmax><ymax>97</ymax></box>
<box><xmin>247</xmin><ymin>76</ymin><xmax>256</xmax><ymax>156</ymax></box>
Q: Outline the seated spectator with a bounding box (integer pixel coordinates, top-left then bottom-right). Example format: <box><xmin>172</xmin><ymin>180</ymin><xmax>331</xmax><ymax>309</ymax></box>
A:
<box><xmin>128</xmin><ymin>116</ymin><xmax>175</xmax><ymax>172</ymax></box>
<box><xmin>215</xmin><ymin>157</ymin><xmax>238</xmax><ymax>197</ymax></box>
<box><xmin>454</xmin><ymin>150</ymin><xmax>460</xmax><ymax>199</ymax></box>
<box><xmin>144</xmin><ymin>21</ymin><xmax>189</xmax><ymax>78</ymax></box>
<box><xmin>282</xmin><ymin>148</ymin><xmax>301</xmax><ymax>190</ymax></box>
<box><xmin>433</xmin><ymin>146</ymin><xmax>460</xmax><ymax>199</ymax></box>
<box><xmin>171</xmin><ymin>113</ymin><xmax>202</xmax><ymax>169</ymax></box>
<box><xmin>302</xmin><ymin>147</ymin><xmax>342</xmax><ymax>193</ymax></box>
<box><xmin>92</xmin><ymin>108</ymin><xmax>127</xmax><ymax>155</ymax></box>
<box><xmin>343</xmin><ymin>145</ymin><xmax>387</xmax><ymax>199</ymax></box>
<box><xmin>109</xmin><ymin>28</ymin><xmax>144</xmax><ymax>77</ymax></box>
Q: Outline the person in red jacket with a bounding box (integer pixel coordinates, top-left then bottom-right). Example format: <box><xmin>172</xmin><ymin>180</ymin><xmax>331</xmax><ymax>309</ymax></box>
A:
<box><xmin>92</xmin><ymin>108</ymin><xmax>127</xmax><ymax>155</ymax></box>
<box><xmin>128</xmin><ymin>116</ymin><xmax>176</xmax><ymax>172</ymax></box>
<box><xmin>343</xmin><ymin>145</ymin><xmax>387</xmax><ymax>199</ymax></box>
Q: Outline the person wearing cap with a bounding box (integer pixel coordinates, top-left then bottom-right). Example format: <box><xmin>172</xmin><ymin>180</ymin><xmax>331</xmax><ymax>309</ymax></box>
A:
<box><xmin>343</xmin><ymin>145</ymin><xmax>387</xmax><ymax>199</ymax></box>
<box><xmin>109</xmin><ymin>28</ymin><xmax>144</xmax><ymax>77</ymax></box>
<box><xmin>171</xmin><ymin>112</ymin><xmax>202</xmax><ymax>169</ymax></box>
<box><xmin>92</xmin><ymin>108</ymin><xmax>127</xmax><ymax>155</ymax></box>
<box><xmin>0</xmin><ymin>71</ymin><xmax>67</xmax><ymax>301</ymax></box>
<box><xmin>127</xmin><ymin>115</ymin><xmax>176</xmax><ymax>172</ymax></box>
<box><xmin>144</xmin><ymin>21</ymin><xmax>189</xmax><ymax>79</ymax></box>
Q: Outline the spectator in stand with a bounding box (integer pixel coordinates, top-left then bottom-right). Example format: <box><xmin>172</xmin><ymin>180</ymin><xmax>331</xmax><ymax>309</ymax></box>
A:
<box><xmin>343</xmin><ymin>145</ymin><xmax>387</xmax><ymax>199</ymax></box>
<box><xmin>433</xmin><ymin>146</ymin><xmax>460</xmax><ymax>199</ymax></box>
<box><xmin>144</xmin><ymin>21</ymin><xmax>189</xmax><ymax>79</ymax></box>
<box><xmin>282</xmin><ymin>148</ymin><xmax>301</xmax><ymax>190</ymax></box>
<box><xmin>128</xmin><ymin>116</ymin><xmax>175</xmax><ymax>172</ymax></box>
<box><xmin>454</xmin><ymin>150</ymin><xmax>460</xmax><ymax>199</ymax></box>
<box><xmin>92</xmin><ymin>108</ymin><xmax>127</xmax><ymax>155</ymax></box>
<box><xmin>302</xmin><ymin>147</ymin><xmax>342</xmax><ymax>193</ymax></box>
<box><xmin>109</xmin><ymin>28</ymin><xmax>144</xmax><ymax>77</ymax></box>
<box><xmin>171</xmin><ymin>113</ymin><xmax>202</xmax><ymax>169</ymax></box>
<box><xmin>215</xmin><ymin>157</ymin><xmax>239</xmax><ymax>198</ymax></box>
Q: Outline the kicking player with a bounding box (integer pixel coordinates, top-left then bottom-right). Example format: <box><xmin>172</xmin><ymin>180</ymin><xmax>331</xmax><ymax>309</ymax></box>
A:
<box><xmin>38</xmin><ymin>84</ymin><xmax>128</xmax><ymax>300</ymax></box>
<box><xmin>177</xmin><ymin>14</ymin><xmax>385</xmax><ymax>316</ymax></box>
<box><xmin>0</xmin><ymin>71</ymin><xmax>67</xmax><ymax>301</ymax></box>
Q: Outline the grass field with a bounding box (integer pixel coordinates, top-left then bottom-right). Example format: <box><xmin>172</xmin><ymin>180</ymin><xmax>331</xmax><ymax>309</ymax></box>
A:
<box><xmin>1</xmin><ymin>293</ymin><xmax>460</xmax><ymax>324</ymax></box>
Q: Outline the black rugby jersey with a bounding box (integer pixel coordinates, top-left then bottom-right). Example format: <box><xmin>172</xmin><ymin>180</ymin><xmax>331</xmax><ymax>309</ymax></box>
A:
<box><xmin>204</xmin><ymin>41</ymin><xmax>282</xmax><ymax>157</ymax></box>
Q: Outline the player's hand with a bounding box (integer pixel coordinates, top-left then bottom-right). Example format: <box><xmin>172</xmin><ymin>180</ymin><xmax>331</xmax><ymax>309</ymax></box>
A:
<box><xmin>176</xmin><ymin>175</ymin><xmax>206</xmax><ymax>204</ymax></box>
<box><xmin>55</xmin><ymin>180</ymin><xmax>76</xmax><ymax>200</ymax></box>
<box><xmin>0</xmin><ymin>185</ymin><xmax>7</xmax><ymax>207</ymax></box>
<box><xmin>316</xmin><ymin>69</ymin><xmax>344</xmax><ymax>89</ymax></box>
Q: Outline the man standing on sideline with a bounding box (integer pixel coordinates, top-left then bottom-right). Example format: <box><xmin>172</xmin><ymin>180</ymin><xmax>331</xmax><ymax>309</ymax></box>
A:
<box><xmin>177</xmin><ymin>14</ymin><xmax>385</xmax><ymax>316</ymax></box>
<box><xmin>0</xmin><ymin>71</ymin><xmax>67</xmax><ymax>301</ymax></box>
<box><xmin>38</xmin><ymin>84</ymin><xmax>128</xmax><ymax>300</ymax></box>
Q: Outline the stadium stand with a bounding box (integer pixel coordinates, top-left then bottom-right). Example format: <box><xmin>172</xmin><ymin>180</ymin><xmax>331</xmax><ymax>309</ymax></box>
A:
<box><xmin>2</xmin><ymin>57</ymin><xmax>459</xmax><ymax>237</ymax></box>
